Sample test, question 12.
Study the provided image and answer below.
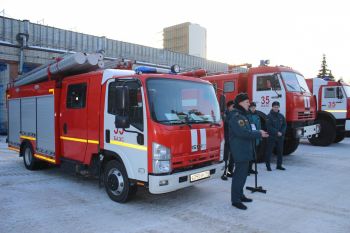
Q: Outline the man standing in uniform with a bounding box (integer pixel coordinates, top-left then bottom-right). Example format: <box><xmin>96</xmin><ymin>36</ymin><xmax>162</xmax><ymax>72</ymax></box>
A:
<box><xmin>229</xmin><ymin>93</ymin><xmax>269</xmax><ymax>210</ymax></box>
<box><xmin>221</xmin><ymin>100</ymin><xmax>235</xmax><ymax>181</ymax></box>
<box><xmin>247</xmin><ymin>102</ymin><xmax>261</xmax><ymax>174</ymax></box>
<box><xmin>265</xmin><ymin>101</ymin><xmax>287</xmax><ymax>171</ymax></box>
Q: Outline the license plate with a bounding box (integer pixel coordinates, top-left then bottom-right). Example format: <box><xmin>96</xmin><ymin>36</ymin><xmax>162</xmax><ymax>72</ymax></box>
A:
<box><xmin>190</xmin><ymin>170</ymin><xmax>210</xmax><ymax>182</ymax></box>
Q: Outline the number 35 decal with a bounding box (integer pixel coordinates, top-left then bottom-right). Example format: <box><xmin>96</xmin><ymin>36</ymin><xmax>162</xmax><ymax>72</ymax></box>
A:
<box><xmin>261</xmin><ymin>96</ymin><xmax>270</xmax><ymax>105</ymax></box>
<box><xmin>328</xmin><ymin>101</ymin><xmax>336</xmax><ymax>108</ymax></box>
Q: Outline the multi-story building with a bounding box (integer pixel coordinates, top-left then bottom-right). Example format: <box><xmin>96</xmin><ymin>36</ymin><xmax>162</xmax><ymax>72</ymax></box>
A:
<box><xmin>163</xmin><ymin>22</ymin><xmax>207</xmax><ymax>58</ymax></box>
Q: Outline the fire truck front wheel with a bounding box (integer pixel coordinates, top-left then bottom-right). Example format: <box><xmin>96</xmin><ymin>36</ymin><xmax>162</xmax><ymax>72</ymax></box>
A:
<box><xmin>334</xmin><ymin>131</ymin><xmax>345</xmax><ymax>143</ymax></box>
<box><xmin>103</xmin><ymin>160</ymin><xmax>135</xmax><ymax>203</ymax></box>
<box><xmin>308</xmin><ymin>119</ymin><xmax>336</xmax><ymax>146</ymax></box>
<box><xmin>21</xmin><ymin>142</ymin><xmax>40</xmax><ymax>170</ymax></box>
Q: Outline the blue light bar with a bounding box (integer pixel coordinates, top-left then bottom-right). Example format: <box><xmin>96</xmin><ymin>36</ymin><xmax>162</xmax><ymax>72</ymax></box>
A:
<box><xmin>135</xmin><ymin>65</ymin><xmax>180</xmax><ymax>74</ymax></box>
<box><xmin>135</xmin><ymin>66</ymin><xmax>157</xmax><ymax>74</ymax></box>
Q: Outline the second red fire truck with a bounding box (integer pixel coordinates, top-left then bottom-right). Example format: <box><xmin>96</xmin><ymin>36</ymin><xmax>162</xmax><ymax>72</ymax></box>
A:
<box><xmin>189</xmin><ymin>61</ymin><xmax>320</xmax><ymax>161</ymax></box>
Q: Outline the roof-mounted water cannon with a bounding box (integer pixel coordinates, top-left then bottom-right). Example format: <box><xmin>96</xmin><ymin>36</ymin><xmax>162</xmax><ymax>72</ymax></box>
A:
<box><xmin>259</xmin><ymin>59</ymin><xmax>270</xmax><ymax>66</ymax></box>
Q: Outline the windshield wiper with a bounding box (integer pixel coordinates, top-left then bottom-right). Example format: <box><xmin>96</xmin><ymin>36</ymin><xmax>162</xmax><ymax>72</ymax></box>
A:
<box><xmin>189</xmin><ymin>120</ymin><xmax>221</xmax><ymax>126</ymax></box>
<box><xmin>300</xmin><ymin>85</ymin><xmax>308</xmax><ymax>93</ymax></box>
<box><xmin>157</xmin><ymin>119</ymin><xmax>185</xmax><ymax>125</ymax></box>
<box><xmin>286</xmin><ymin>83</ymin><xmax>297</xmax><ymax>91</ymax></box>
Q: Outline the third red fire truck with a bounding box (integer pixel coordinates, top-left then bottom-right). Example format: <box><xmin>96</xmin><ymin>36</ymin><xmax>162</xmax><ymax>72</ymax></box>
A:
<box><xmin>184</xmin><ymin>61</ymin><xmax>320</xmax><ymax>161</ymax></box>
<box><xmin>306</xmin><ymin>78</ymin><xmax>350</xmax><ymax>146</ymax></box>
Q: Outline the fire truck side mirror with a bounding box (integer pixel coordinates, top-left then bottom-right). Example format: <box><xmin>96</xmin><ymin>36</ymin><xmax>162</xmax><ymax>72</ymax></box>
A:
<box><xmin>219</xmin><ymin>94</ymin><xmax>226</xmax><ymax>112</ymax></box>
<box><xmin>115</xmin><ymin>86</ymin><xmax>130</xmax><ymax>111</ymax></box>
<box><xmin>115</xmin><ymin>116</ymin><xmax>130</xmax><ymax>129</ymax></box>
<box><xmin>336</xmin><ymin>87</ymin><xmax>344</xmax><ymax>99</ymax></box>
<box><xmin>271</xmin><ymin>74</ymin><xmax>279</xmax><ymax>90</ymax></box>
<box><xmin>114</xmin><ymin>86</ymin><xmax>130</xmax><ymax>129</ymax></box>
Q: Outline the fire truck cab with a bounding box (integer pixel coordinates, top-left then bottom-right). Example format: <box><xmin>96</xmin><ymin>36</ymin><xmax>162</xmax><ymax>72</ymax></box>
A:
<box><xmin>306</xmin><ymin>78</ymin><xmax>350</xmax><ymax>145</ymax></box>
<box><xmin>201</xmin><ymin>64</ymin><xmax>320</xmax><ymax>161</ymax></box>
<box><xmin>7</xmin><ymin>57</ymin><xmax>224</xmax><ymax>203</ymax></box>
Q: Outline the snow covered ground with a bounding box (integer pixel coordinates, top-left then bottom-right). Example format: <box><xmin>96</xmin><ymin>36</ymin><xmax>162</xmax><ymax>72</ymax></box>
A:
<box><xmin>0</xmin><ymin>136</ymin><xmax>349</xmax><ymax>233</ymax></box>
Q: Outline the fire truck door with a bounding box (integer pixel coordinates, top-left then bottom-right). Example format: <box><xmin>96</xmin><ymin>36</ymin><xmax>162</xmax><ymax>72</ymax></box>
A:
<box><xmin>321</xmin><ymin>86</ymin><xmax>347</xmax><ymax>119</ymax></box>
<box><xmin>252</xmin><ymin>74</ymin><xmax>286</xmax><ymax>116</ymax></box>
<box><xmin>60</xmin><ymin>80</ymin><xmax>89</xmax><ymax>162</ymax></box>
<box><xmin>103</xmin><ymin>79</ymin><xmax>148</xmax><ymax>181</ymax></box>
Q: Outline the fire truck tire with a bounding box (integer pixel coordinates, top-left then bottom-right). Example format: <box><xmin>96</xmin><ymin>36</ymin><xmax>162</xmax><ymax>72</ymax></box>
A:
<box><xmin>22</xmin><ymin>142</ymin><xmax>40</xmax><ymax>170</ymax></box>
<box><xmin>283</xmin><ymin>138</ymin><xmax>300</xmax><ymax>155</ymax></box>
<box><xmin>104</xmin><ymin>160</ymin><xmax>134</xmax><ymax>203</ymax></box>
<box><xmin>308</xmin><ymin>119</ymin><xmax>336</xmax><ymax>146</ymax></box>
<box><xmin>334</xmin><ymin>131</ymin><xmax>345</xmax><ymax>143</ymax></box>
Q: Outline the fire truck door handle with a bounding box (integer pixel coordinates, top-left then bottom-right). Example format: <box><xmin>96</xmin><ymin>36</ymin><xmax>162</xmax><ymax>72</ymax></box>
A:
<box><xmin>105</xmin><ymin>130</ymin><xmax>110</xmax><ymax>143</ymax></box>
<box><xmin>63</xmin><ymin>123</ymin><xmax>67</xmax><ymax>134</ymax></box>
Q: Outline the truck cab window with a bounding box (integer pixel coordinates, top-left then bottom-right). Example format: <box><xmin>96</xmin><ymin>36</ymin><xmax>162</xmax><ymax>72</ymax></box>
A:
<box><xmin>108</xmin><ymin>81</ymin><xmax>144</xmax><ymax>131</ymax></box>
<box><xmin>324</xmin><ymin>87</ymin><xmax>336</xmax><ymax>98</ymax></box>
<box><xmin>66</xmin><ymin>83</ymin><xmax>87</xmax><ymax>109</ymax></box>
<box><xmin>224</xmin><ymin>81</ymin><xmax>234</xmax><ymax>93</ymax></box>
<box><xmin>257</xmin><ymin>75</ymin><xmax>281</xmax><ymax>91</ymax></box>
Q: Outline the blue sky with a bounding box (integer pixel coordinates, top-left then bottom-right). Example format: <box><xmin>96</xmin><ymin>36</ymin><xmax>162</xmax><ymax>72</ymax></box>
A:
<box><xmin>2</xmin><ymin>0</ymin><xmax>350</xmax><ymax>82</ymax></box>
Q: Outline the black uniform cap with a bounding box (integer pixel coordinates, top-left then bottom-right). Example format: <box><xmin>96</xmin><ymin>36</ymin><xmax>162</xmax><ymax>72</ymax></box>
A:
<box><xmin>272</xmin><ymin>101</ymin><xmax>280</xmax><ymax>107</ymax></box>
<box><xmin>234</xmin><ymin>93</ymin><xmax>249</xmax><ymax>105</ymax></box>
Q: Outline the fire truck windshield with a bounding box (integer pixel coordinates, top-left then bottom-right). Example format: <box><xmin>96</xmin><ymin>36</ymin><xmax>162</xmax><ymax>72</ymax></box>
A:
<box><xmin>147</xmin><ymin>78</ymin><xmax>221</xmax><ymax>125</ymax></box>
<box><xmin>281</xmin><ymin>72</ymin><xmax>311</xmax><ymax>93</ymax></box>
<box><xmin>343</xmin><ymin>85</ymin><xmax>350</xmax><ymax>98</ymax></box>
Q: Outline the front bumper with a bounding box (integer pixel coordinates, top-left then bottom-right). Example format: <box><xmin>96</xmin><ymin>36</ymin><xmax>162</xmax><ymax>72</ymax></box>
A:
<box><xmin>148</xmin><ymin>162</ymin><xmax>224</xmax><ymax>194</ymax></box>
<box><xmin>345</xmin><ymin>120</ymin><xmax>350</xmax><ymax>131</ymax></box>
<box><xmin>295</xmin><ymin>123</ymin><xmax>321</xmax><ymax>138</ymax></box>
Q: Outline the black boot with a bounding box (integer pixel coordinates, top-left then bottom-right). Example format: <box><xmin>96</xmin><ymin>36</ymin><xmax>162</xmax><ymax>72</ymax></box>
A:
<box><xmin>232</xmin><ymin>202</ymin><xmax>247</xmax><ymax>210</ymax></box>
<box><xmin>266</xmin><ymin>164</ymin><xmax>272</xmax><ymax>171</ymax></box>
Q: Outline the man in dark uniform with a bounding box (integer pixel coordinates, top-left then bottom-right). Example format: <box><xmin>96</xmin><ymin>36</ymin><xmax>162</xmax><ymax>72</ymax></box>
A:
<box><xmin>229</xmin><ymin>93</ymin><xmax>269</xmax><ymax>210</ymax></box>
<box><xmin>221</xmin><ymin>100</ymin><xmax>235</xmax><ymax>181</ymax></box>
<box><xmin>265</xmin><ymin>101</ymin><xmax>287</xmax><ymax>171</ymax></box>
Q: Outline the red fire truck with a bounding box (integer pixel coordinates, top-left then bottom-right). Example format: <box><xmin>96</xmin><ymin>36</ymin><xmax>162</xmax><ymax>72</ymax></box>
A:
<box><xmin>6</xmin><ymin>53</ymin><xmax>224</xmax><ymax>203</ymax></box>
<box><xmin>192</xmin><ymin>62</ymin><xmax>320</xmax><ymax>161</ymax></box>
<box><xmin>306</xmin><ymin>78</ymin><xmax>350</xmax><ymax>146</ymax></box>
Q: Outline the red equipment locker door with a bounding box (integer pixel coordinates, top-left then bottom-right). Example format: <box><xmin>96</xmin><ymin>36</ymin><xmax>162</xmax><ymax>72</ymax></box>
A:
<box><xmin>60</xmin><ymin>78</ymin><xmax>89</xmax><ymax>162</ymax></box>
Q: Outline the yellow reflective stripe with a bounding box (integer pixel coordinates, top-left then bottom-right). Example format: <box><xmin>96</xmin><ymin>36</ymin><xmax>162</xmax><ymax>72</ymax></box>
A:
<box><xmin>49</xmin><ymin>89</ymin><xmax>54</xmax><ymax>94</ymax></box>
<box><xmin>60</xmin><ymin>136</ymin><xmax>87</xmax><ymax>143</ymax></box>
<box><xmin>60</xmin><ymin>136</ymin><xmax>99</xmax><ymax>144</ymax></box>
<box><xmin>20</xmin><ymin>135</ymin><xmax>36</xmax><ymax>141</ymax></box>
<box><xmin>8</xmin><ymin>147</ymin><xmax>20</xmax><ymax>152</ymax></box>
<box><xmin>87</xmin><ymin>140</ymin><xmax>99</xmax><ymax>144</ymax></box>
<box><xmin>110</xmin><ymin>140</ymin><xmax>147</xmax><ymax>151</ymax></box>
<box><xmin>34</xmin><ymin>154</ymin><xmax>56</xmax><ymax>164</ymax></box>
<box><xmin>325</xmin><ymin>110</ymin><xmax>347</xmax><ymax>113</ymax></box>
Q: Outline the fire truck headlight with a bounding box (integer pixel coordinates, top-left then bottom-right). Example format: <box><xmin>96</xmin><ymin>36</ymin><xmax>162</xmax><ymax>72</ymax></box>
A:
<box><xmin>296</xmin><ymin>128</ymin><xmax>303</xmax><ymax>138</ymax></box>
<box><xmin>220</xmin><ymin>140</ymin><xmax>225</xmax><ymax>161</ymax></box>
<box><xmin>316</xmin><ymin>124</ymin><xmax>321</xmax><ymax>133</ymax></box>
<box><xmin>152</xmin><ymin>143</ymin><xmax>171</xmax><ymax>173</ymax></box>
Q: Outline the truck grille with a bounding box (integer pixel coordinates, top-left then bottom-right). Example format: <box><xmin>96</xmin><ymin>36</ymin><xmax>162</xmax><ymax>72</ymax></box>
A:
<box><xmin>298</xmin><ymin>111</ymin><xmax>314</xmax><ymax>120</ymax></box>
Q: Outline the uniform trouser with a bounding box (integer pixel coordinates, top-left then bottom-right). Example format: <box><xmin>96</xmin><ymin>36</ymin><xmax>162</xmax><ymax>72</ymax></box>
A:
<box><xmin>231</xmin><ymin>161</ymin><xmax>249</xmax><ymax>203</ymax></box>
<box><xmin>223</xmin><ymin>142</ymin><xmax>234</xmax><ymax>174</ymax></box>
<box><xmin>265</xmin><ymin>137</ymin><xmax>284</xmax><ymax>167</ymax></box>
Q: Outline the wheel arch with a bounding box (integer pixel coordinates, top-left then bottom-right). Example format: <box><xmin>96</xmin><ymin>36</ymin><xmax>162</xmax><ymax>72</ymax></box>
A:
<box><xmin>101</xmin><ymin>149</ymin><xmax>136</xmax><ymax>180</ymax></box>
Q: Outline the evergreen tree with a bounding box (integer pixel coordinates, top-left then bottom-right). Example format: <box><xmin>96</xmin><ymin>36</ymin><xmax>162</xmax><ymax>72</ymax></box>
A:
<box><xmin>317</xmin><ymin>54</ymin><xmax>335</xmax><ymax>81</ymax></box>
